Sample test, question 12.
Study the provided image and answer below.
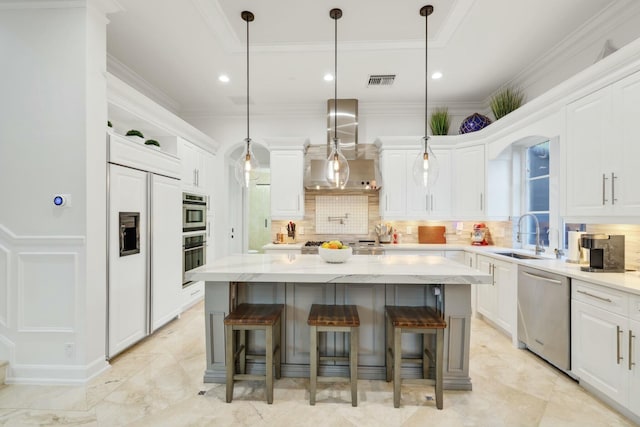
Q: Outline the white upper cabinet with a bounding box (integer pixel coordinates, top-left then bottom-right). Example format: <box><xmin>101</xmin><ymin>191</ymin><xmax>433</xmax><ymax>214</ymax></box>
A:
<box><xmin>566</xmin><ymin>70</ymin><xmax>640</xmax><ymax>219</ymax></box>
<box><xmin>379</xmin><ymin>147</ymin><xmax>451</xmax><ymax>220</ymax></box>
<box><xmin>178</xmin><ymin>138</ymin><xmax>210</xmax><ymax>195</ymax></box>
<box><xmin>270</xmin><ymin>149</ymin><xmax>304</xmax><ymax>220</ymax></box>
<box><xmin>453</xmin><ymin>144</ymin><xmax>485</xmax><ymax>219</ymax></box>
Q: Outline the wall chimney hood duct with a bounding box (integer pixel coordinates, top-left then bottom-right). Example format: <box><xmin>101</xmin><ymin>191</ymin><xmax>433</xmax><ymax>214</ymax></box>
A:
<box><xmin>304</xmin><ymin>99</ymin><xmax>381</xmax><ymax>190</ymax></box>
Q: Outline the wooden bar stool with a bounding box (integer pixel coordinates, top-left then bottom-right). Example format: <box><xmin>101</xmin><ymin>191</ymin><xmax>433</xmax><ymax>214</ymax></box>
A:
<box><xmin>307</xmin><ymin>304</ymin><xmax>360</xmax><ymax>406</ymax></box>
<box><xmin>224</xmin><ymin>303</ymin><xmax>284</xmax><ymax>404</ymax></box>
<box><xmin>385</xmin><ymin>305</ymin><xmax>447</xmax><ymax>409</ymax></box>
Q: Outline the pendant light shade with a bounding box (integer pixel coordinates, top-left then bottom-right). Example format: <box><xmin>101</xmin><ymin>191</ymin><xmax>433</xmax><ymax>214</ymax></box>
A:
<box><xmin>235</xmin><ymin>10</ymin><xmax>259</xmax><ymax>188</ymax></box>
<box><xmin>325</xmin><ymin>8</ymin><xmax>349</xmax><ymax>189</ymax></box>
<box><xmin>413</xmin><ymin>5</ymin><xmax>439</xmax><ymax>189</ymax></box>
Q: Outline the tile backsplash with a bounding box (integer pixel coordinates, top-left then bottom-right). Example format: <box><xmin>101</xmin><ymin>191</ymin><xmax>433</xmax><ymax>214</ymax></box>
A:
<box><xmin>315</xmin><ymin>195</ymin><xmax>368</xmax><ymax>234</ymax></box>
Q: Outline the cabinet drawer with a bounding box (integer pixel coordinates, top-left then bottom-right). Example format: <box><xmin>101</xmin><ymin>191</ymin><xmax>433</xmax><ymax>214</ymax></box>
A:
<box><xmin>630</xmin><ymin>294</ymin><xmax>640</xmax><ymax>322</ymax></box>
<box><xmin>183</xmin><ymin>281</ymin><xmax>204</xmax><ymax>310</ymax></box>
<box><xmin>572</xmin><ymin>279</ymin><xmax>628</xmax><ymax>315</ymax></box>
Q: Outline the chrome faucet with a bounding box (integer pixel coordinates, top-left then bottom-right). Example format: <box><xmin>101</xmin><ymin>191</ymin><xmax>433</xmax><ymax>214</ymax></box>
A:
<box><xmin>517</xmin><ymin>214</ymin><xmax>545</xmax><ymax>255</ymax></box>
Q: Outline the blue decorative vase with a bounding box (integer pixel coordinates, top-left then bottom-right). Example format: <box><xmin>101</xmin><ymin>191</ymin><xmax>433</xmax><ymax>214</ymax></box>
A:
<box><xmin>459</xmin><ymin>113</ymin><xmax>492</xmax><ymax>134</ymax></box>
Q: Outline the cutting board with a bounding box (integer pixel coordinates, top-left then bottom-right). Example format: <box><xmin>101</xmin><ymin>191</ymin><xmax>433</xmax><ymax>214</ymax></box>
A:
<box><xmin>418</xmin><ymin>226</ymin><xmax>446</xmax><ymax>244</ymax></box>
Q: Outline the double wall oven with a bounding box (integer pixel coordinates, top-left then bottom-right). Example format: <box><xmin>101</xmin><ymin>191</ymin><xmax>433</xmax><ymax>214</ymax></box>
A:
<box><xmin>182</xmin><ymin>192</ymin><xmax>207</xmax><ymax>286</ymax></box>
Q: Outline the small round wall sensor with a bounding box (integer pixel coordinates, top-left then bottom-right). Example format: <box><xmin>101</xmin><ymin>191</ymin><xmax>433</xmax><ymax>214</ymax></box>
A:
<box><xmin>53</xmin><ymin>195</ymin><xmax>66</xmax><ymax>206</ymax></box>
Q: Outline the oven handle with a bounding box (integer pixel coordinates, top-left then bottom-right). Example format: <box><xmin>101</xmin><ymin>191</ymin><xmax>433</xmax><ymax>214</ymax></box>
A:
<box><xmin>184</xmin><ymin>244</ymin><xmax>206</xmax><ymax>251</ymax></box>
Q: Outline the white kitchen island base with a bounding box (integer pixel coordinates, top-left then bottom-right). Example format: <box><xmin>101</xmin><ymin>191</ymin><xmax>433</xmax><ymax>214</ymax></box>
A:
<box><xmin>190</xmin><ymin>254</ymin><xmax>491</xmax><ymax>391</ymax></box>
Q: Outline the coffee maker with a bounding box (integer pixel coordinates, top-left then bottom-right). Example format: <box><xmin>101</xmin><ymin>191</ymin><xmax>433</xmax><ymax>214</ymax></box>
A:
<box><xmin>580</xmin><ymin>234</ymin><xmax>625</xmax><ymax>272</ymax></box>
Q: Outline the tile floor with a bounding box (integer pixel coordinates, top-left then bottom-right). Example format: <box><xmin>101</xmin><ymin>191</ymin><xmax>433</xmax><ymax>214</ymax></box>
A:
<box><xmin>0</xmin><ymin>301</ymin><xmax>636</xmax><ymax>426</ymax></box>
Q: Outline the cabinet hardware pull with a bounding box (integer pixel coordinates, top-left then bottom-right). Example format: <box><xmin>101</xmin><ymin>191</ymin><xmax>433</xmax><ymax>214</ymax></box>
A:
<box><xmin>630</xmin><ymin>330</ymin><xmax>636</xmax><ymax>370</ymax></box>
<box><xmin>522</xmin><ymin>271</ymin><xmax>562</xmax><ymax>285</ymax></box>
<box><xmin>576</xmin><ymin>289</ymin><xmax>612</xmax><ymax>303</ymax></box>
<box><xmin>480</xmin><ymin>193</ymin><xmax>484</xmax><ymax>210</ymax></box>
<box><xmin>611</xmin><ymin>172</ymin><xmax>617</xmax><ymax>205</ymax></box>
<box><xmin>190</xmin><ymin>290</ymin><xmax>199</xmax><ymax>296</ymax></box>
<box><xmin>602</xmin><ymin>174</ymin><xmax>608</xmax><ymax>205</ymax></box>
<box><xmin>617</xmin><ymin>325</ymin><xmax>624</xmax><ymax>364</ymax></box>
<box><xmin>193</xmin><ymin>169</ymin><xmax>197</xmax><ymax>186</ymax></box>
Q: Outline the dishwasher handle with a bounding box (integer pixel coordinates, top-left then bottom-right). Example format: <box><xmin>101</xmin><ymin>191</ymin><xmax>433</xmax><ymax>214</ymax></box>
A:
<box><xmin>522</xmin><ymin>271</ymin><xmax>563</xmax><ymax>285</ymax></box>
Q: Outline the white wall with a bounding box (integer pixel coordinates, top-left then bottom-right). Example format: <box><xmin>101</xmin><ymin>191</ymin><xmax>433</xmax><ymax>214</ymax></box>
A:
<box><xmin>0</xmin><ymin>2</ymin><xmax>109</xmax><ymax>383</ymax></box>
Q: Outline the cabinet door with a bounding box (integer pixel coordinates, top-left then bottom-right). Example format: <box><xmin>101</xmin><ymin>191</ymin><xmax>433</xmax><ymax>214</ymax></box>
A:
<box><xmin>270</xmin><ymin>150</ymin><xmax>304</xmax><ymax>219</ymax></box>
<box><xmin>629</xmin><ymin>318</ymin><xmax>640</xmax><ymax>416</ymax></box>
<box><xmin>108</xmin><ymin>165</ymin><xmax>148</xmax><ymax>357</ymax></box>
<box><xmin>339</xmin><ymin>284</ymin><xmax>386</xmax><ymax>366</ymax></box>
<box><xmin>475</xmin><ymin>255</ymin><xmax>496</xmax><ymax>321</ymax></box>
<box><xmin>493</xmin><ymin>259</ymin><xmax>515</xmax><ymax>336</ymax></box>
<box><xmin>454</xmin><ymin>145</ymin><xmax>485</xmax><ymax>218</ymax></box>
<box><xmin>404</xmin><ymin>149</ymin><xmax>429</xmax><ymax>218</ymax></box>
<box><xmin>380</xmin><ymin>150</ymin><xmax>407</xmax><ymax>218</ymax></box>
<box><xmin>178</xmin><ymin>140</ymin><xmax>198</xmax><ymax>191</ymax></box>
<box><xmin>611</xmin><ymin>72</ymin><xmax>640</xmax><ymax>216</ymax></box>
<box><xmin>150</xmin><ymin>174</ymin><xmax>182</xmax><ymax>331</ymax></box>
<box><xmin>565</xmin><ymin>89</ymin><xmax>611</xmax><ymax>216</ymax></box>
<box><xmin>572</xmin><ymin>300</ymin><xmax>627</xmax><ymax>406</ymax></box>
<box><xmin>429</xmin><ymin>149</ymin><xmax>452</xmax><ymax>218</ymax></box>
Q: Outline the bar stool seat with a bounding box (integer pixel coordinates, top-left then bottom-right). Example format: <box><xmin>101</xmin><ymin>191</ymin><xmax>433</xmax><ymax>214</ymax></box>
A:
<box><xmin>307</xmin><ymin>304</ymin><xmax>359</xmax><ymax>406</ymax></box>
<box><xmin>224</xmin><ymin>303</ymin><xmax>284</xmax><ymax>404</ymax></box>
<box><xmin>385</xmin><ymin>305</ymin><xmax>447</xmax><ymax>409</ymax></box>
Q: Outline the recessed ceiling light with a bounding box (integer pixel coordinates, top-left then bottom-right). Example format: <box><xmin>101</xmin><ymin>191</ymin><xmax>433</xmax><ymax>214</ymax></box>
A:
<box><xmin>218</xmin><ymin>75</ymin><xmax>230</xmax><ymax>83</ymax></box>
<box><xmin>431</xmin><ymin>71</ymin><xmax>443</xmax><ymax>80</ymax></box>
<box><xmin>324</xmin><ymin>73</ymin><xmax>334</xmax><ymax>82</ymax></box>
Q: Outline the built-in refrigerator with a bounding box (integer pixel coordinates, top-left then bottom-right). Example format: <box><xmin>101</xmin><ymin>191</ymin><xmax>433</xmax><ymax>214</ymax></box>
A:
<box><xmin>107</xmin><ymin>132</ymin><xmax>182</xmax><ymax>358</ymax></box>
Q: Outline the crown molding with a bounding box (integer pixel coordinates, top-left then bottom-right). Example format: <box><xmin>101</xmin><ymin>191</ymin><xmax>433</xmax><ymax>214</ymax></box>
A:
<box><xmin>0</xmin><ymin>0</ymin><xmax>84</xmax><ymax>9</ymax></box>
<box><xmin>107</xmin><ymin>73</ymin><xmax>219</xmax><ymax>154</ymax></box>
<box><xmin>106</xmin><ymin>54</ymin><xmax>181</xmax><ymax>114</ymax></box>
<box><xmin>497</xmin><ymin>0</ymin><xmax>640</xmax><ymax>101</ymax></box>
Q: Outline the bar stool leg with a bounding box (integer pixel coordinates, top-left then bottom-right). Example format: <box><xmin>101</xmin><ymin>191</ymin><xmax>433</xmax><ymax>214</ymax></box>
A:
<box><xmin>422</xmin><ymin>333</ymin><xmax>429</xmax><ymax>380</ymax></box>
<box><xmin>393</xmin><ymin>326</ymin><xmax>402</xmax><ymax>408</ymax></box>
<box><xmin>436</xmin><ymin>328</ymin><xmax>444</xmax><ymax>410</ymax></box>
<box><xmin>239</xmin><ymin>330</ymin><xmax>247</xmax><ymax>374</ymax></box>
<box><xmin>265</xmin><ymin>325</ymin><xmax>274</xmax><ymax>404</ymax></box>
<box><xmin>309</xmin><ymin>325</ymin><xmax>318</xmax><ymax>405</ymax></box>
<box><xmin>350</xmin><ymin>327</ymin><xmax>358</xmax><ymax>407</ymax></box>
<box><xmin>275</xmin><ymin>317</ymin><xmax>282</xmax><ymax>379</ymax></box>
<box><xmin>385</xmin><ymin>314</ymin><xmax>392</xmax><ymax>382</ymax></box>
<box><xmin>225</xmin><ymin>324</ymin><xmax>234</xmax><ymax>403</ymax></box>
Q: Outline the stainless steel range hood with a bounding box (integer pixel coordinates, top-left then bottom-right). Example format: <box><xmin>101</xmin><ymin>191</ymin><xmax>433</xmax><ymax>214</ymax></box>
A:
<box><xmin>304</xmin><ymin>99</ymin><xmax>380</xmax><ymax>190</ymax></box>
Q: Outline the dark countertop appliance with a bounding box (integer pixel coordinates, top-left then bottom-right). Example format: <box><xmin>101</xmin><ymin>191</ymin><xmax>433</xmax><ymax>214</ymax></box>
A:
<box><xmin>580</xmin><ymin>234</ymin><xmax>625</xmax><ymax>272</ymax></box>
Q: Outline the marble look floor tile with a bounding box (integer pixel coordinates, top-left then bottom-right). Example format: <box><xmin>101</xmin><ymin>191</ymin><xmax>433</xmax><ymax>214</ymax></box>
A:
<box><xmin>0</xmin><ymin>302</ymin><xmax>637</xmax><ymax>426</ymax></box>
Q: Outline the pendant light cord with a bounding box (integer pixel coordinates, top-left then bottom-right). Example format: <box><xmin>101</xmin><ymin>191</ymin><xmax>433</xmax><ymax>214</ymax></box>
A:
<box><xmin>246</xmin><ymin>16</ymin><xmax>250</xmax><ymax>144</ymax></box>
<box><xmin>334</xmin><ymin>11</ymin><xmax>338</xmax><ymax>146</ymax></box>
<box><xmin>424</xmin><ymin>7</ymin><xmax>428</xmax><ymax>140</ymax></box>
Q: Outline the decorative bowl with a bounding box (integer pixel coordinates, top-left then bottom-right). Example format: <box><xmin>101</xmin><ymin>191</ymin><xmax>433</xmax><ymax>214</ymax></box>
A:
<box><xmin>459</xmin><ymin>113</ymin><xmax>492</xmax><ymax>134</ymax></box>
<box><xmin>318</xmin><ymin>246</ymin><xmax>352</xmax><ymax>263</ymax></box>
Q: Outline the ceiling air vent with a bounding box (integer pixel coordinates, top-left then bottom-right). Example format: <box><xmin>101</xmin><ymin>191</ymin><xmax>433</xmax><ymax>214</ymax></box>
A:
<box><xmin>367</xmin><ymin>74</ymin><xmax>396</xmax><ymax>87</ymax></box>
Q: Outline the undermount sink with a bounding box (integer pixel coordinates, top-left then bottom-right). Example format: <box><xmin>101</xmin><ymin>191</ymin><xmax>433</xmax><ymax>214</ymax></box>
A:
<box><xmin>494</xmin><ymin>251</ymin><xmax>542</xmax><ymax>260</ymax></box>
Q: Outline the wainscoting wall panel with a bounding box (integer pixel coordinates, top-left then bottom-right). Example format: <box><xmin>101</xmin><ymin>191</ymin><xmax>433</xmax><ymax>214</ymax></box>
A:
<box><xmin>17</xmin><ymin>252</ymin><xmax>77</xmax><ymax>333</ymax></box>
<box><xmin>0</xmin><ymin>244</ymin><xmax>8</xmax><ymax>328</ymax></box>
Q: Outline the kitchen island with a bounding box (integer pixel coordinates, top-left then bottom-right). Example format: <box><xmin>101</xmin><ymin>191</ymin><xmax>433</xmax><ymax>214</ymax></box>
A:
<box><xmin>189</xmin><ymin>253</ymin><xmax>492</xmax><ymax>390</ymax></box>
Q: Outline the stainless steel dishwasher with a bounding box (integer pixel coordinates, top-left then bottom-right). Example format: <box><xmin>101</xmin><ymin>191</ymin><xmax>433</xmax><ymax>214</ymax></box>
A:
<box><xmin>517</xmin><ymin>265</ymin><xmax>570</xmax><ymax>371</ymax></box>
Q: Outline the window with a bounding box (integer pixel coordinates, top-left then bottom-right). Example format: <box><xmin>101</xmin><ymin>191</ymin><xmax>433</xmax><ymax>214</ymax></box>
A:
<box><xmin>523</xmin><ymin>141</ymin><xmax>550</xmax><ymax>246</ymax></box>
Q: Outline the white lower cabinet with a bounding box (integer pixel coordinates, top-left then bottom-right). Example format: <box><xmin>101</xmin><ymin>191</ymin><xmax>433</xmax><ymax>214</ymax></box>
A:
<box><xmin>572</xmin><ymin>280</ymin><xmax>640</xmax><ymax>417</ymax></box>
<box><xmin>182</xmin><ymin>281</ymin><xmax>204</xmax><ymax>312</ymax></box>
<box><xmin>475</xmin><ymin>255</ymin><xmax>515</xmax><ymax>337</ymax></box>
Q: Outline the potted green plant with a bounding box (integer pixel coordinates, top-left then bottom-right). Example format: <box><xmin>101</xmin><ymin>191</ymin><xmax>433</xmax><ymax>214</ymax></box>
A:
<box><xmin>490</xmin><ymin>86</ymin><xmax>525</xmax><ymax>120</ymax></box>
<box><xmin>144</xmin><ymin>139</ymin><xmax>161</xmax><ymax>150</ymax></box>
<box><xmin>429</xmin><ymin>107</ymin><xmax>451</xmax><ymax>136</ymax></box>
<box><xmin>126</xmin><ymin>129</ymin><xmax>145</xmax><ymax>140</ymax></box>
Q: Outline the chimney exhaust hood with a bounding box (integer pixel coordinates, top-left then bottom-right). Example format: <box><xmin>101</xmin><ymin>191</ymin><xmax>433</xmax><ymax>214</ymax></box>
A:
<box><xmin>304</xmin><ymin>99</ymin><xmax>381</xmax><ymax>190</ymax></box>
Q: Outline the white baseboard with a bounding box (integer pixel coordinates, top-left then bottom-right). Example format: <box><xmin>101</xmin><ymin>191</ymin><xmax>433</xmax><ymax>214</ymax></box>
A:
<box><xmin>5</xmin><ymin>357</ymin><xmax>109</xmax><ymax>386</ymax></box>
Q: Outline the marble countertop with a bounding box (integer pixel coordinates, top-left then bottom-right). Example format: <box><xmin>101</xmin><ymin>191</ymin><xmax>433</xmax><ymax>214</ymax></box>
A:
<box><xmin>188</xmin><ymin>253</ymin><xmax>492</xmax><ymax>285</ymax></box>
<box><xmin>262</xmin><ymin>242</ymin><xmax>304</xmax><ymax>250</ymax></box>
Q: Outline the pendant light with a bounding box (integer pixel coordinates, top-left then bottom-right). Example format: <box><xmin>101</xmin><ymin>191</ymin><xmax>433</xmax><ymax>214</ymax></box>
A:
<box><xmin>325</xmin><ymin>8</ymin><xmax>349</xmax><ymax>189</ymax></box>
<box><xmin>235</xmin><ymin>10</ymin><xmax>259</xmax><ymax>188</ymax></box>
<box><xmin>412</xmin><ymin>5</ymin><xmax>439</xmax><ymax>188</ymax></box>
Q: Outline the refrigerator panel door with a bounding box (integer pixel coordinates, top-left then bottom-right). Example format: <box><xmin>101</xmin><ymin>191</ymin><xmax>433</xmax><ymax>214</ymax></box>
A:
<box><xmin>150</xmin><ymin>174</ymin><xmax>182</xmax><ymax>331</ymax></box>
<box><xmin>108</xmin><ymin>164</ymin><xmax>148</xmax><ymax>358</ymax></box>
